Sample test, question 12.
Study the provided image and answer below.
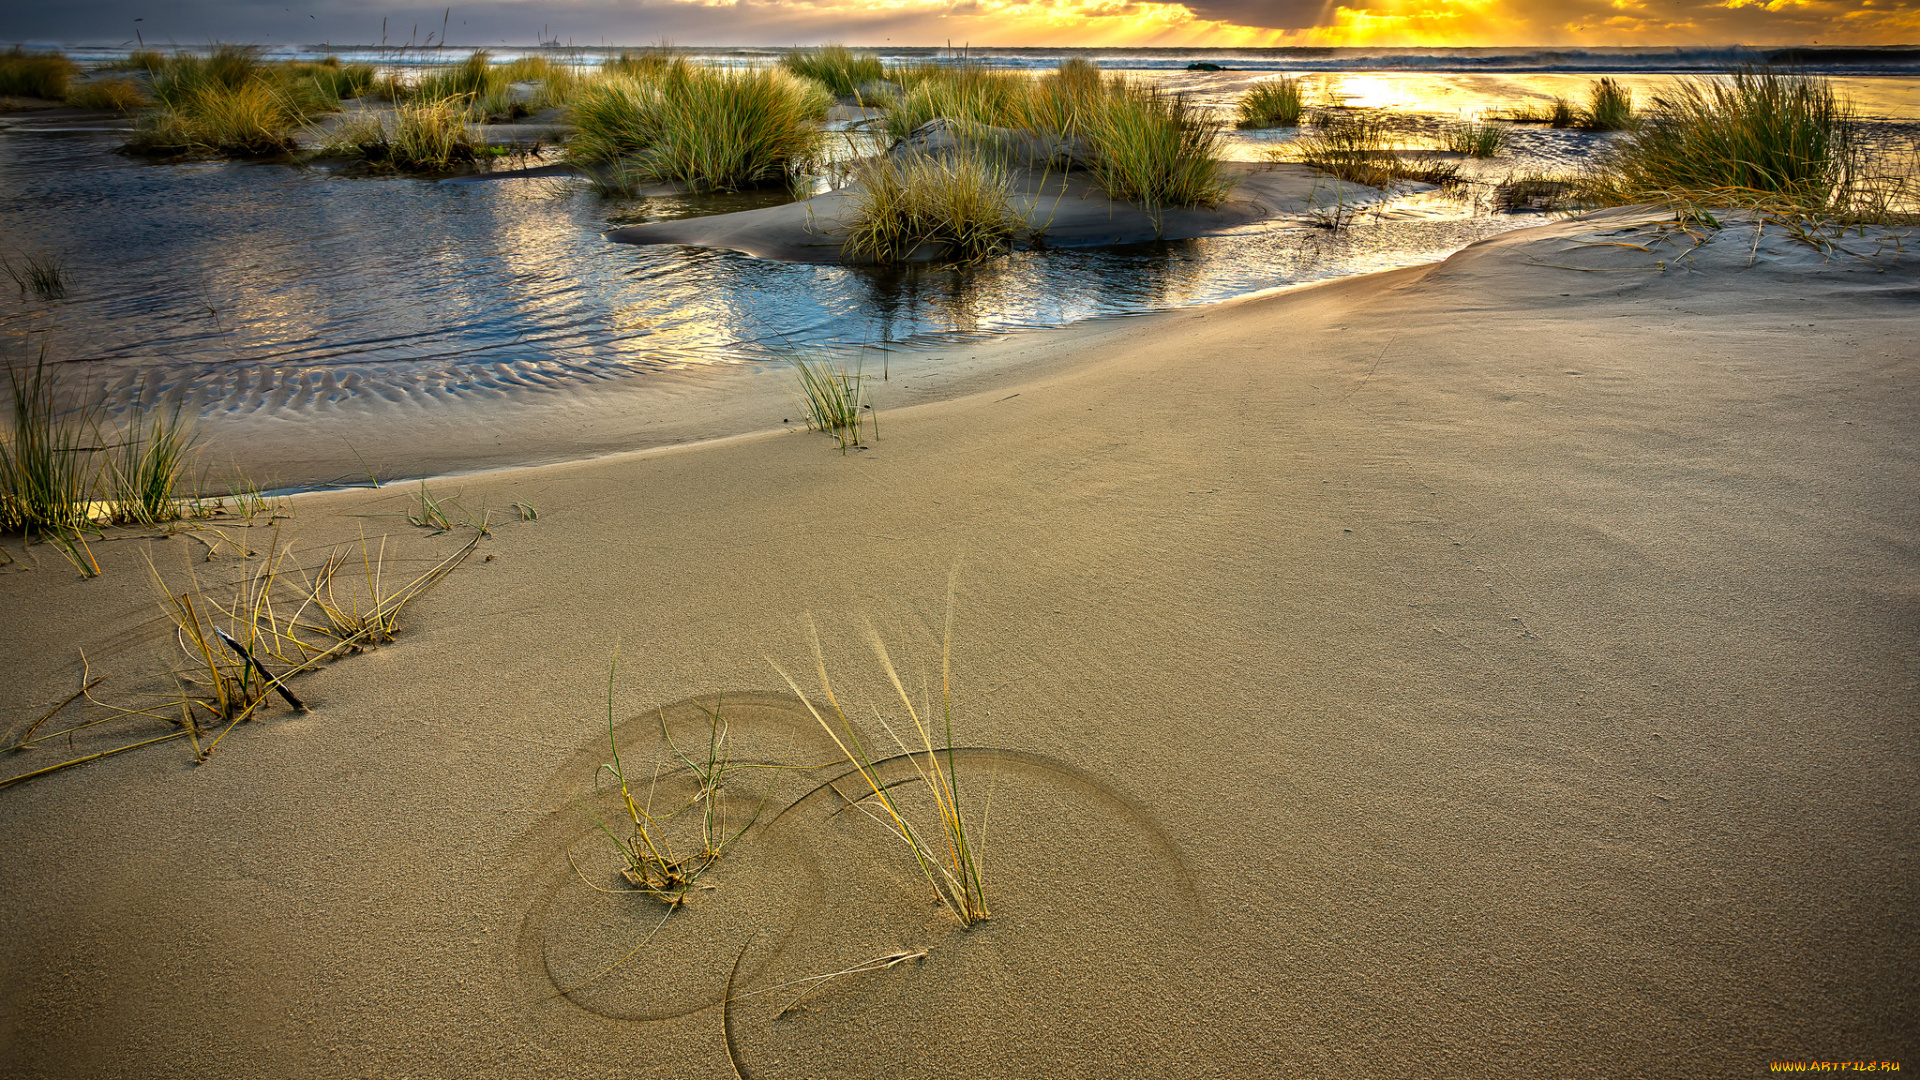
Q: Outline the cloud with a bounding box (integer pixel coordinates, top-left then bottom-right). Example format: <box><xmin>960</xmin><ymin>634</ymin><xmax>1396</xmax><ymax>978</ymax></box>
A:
<box><xmin>1175</xmin><ymin>0</ymin><xmax>1340</xmax><ymax>29</ymax></box>
<box><xmin>4</xmin><ymin>0</ymin><xmax>1916</xmax><ymax>46</ymax></box>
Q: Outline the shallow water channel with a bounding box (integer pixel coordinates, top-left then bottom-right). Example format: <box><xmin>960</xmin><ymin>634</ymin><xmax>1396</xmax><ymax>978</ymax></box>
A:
<box><xmin>0</xmin><ymin>70</ymin><xmax>1914</xmax><ymax>425</ymax></box>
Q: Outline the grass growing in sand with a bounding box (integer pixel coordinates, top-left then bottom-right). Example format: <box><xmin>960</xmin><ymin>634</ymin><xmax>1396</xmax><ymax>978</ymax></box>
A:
<box><xmin>2</xmin><ymin>531</ymin><xmax>478</xmax><ymax>788</ymax></box>
<box><xmin>1587</xmin><ymin>69</ymin><xmax>1880</xmax><ymax>216</ymax></box>
<box><xmin>67</xmin><ymin>77</ymin><xmax>151</xmax><ymax>112</ymax></box>
<box><xmin>841</xmin><ymin>149</ymin><xmax>1025</xmax><ymax>265</ymax></box>
<box><xmin>1081</xmin><ymin>80</ymin><xmax>1232</xmax><ymax>214</ymax></box>
<box><xmin>789</xmin><ymin>356</ymin><xmax>875</xmax><ymax>451</ymax></box>
<box><xmin>323</xmin><ymin>97</ymin><xmax>484</xmax><ymax>172</ymax></box>
<box><xmin>1569</xmin><ymin>67</ymin><xmax>1920</xmax><ymax>234</ymax></box>
<box><xmin>591</xmin><ymin>663</ymin><xmax>759</xmax><ymax>907</ymax></box>
<box><xmin>1237</xmin><ymin>77</ymin><xmax>1306</xmax><ymax>129</ymax></box>
<box><xmin>1445</xmin><ymin>119</ymin><xmax>1507</xmax><ymax>158</ymax></box>
<box><xmin>569</xmin><ymin>63</ymin><xmax>829</xmax><ymax>192</ymax></box>
<box><xmin>105</xmin><ymin>405</ymin><xmax>197</xmax><ymax>527</ymax></box>
<box><xmin>0</xmin><ymin>352</ymin><xmax>209</xmax><ymax>574</ymax></box>
<box><xmin>1585</xmin><ymin>77</ymin><xmax>1636</xmax><ymax>132</ymax></box>
<box><xmin>781</xmin><ymin>45</ymin><xmax>885</xmax><ymax>100</ymax></box>
<box><xmin>0</xmin><ymin>47</ymin><xmax>79</xmax><ymax>100</ymax></box>
<box><xmin>879</xmin><ymin>63</ymin><xmax>1230</xmax><ymax>216</ymax></box>
<box><xmin>771</xmin><ymin>585</ymin><xmax>990</xmax><ymax>927</ymax></box>
<box><xmin>0</xmin><ymin>354</ymin><xmax>99</xmax><ymax>537</ymax></box>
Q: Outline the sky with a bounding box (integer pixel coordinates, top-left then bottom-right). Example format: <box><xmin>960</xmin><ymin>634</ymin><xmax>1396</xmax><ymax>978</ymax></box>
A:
<box><xmin>4</xmin><ymin>0</ymin><xmax>1916</xmax><ymax>49</ymax></box>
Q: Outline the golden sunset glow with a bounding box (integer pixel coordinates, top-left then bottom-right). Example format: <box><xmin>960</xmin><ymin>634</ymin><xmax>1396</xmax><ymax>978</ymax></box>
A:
<box><xmin>660</xmin><ymin>0</ymin><xmax>1918</xmax><ymax>47</ymax></box>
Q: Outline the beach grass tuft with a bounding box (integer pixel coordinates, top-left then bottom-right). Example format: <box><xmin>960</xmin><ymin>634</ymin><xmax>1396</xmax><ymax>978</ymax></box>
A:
<box><xmin>593</xmin><ymin>662</ymin><xmax>757</xmax><ymax>906</ymax></box>
<box><xmin>842</xmin><ymin>148</ymin><xmax>1024</xmax><ymax>265</ymax></box>
<box><xmin>1593</xmin><ymin>68</ymin><xmax>1849</xmax><ymax>205</ymax></box>
<box><xmin>0</xmin><ymin>352</ymin><xmax>98</xmax><ymax>536</ymax></box>
<box><xmin>788</xmin><ymin>355</ymin><xmax>874</xmax><ymax>451</ymax></box>
<box><xmin>1081</xmin><ymin>79</ymin><xmax>1232</xmax><ymax>215</ymax></box>
<box><xmin>781</xmin><ymin>45</ymin><xmax>885</xmax><ymax>100</ymax></box>
<box><xmin>66</xmin><ymin>76</ymin><xmax>151</xmax><ymax>112</ymax></box>
<box><xmin>1445</xmin><ymin>119</ymin><xmax>1507</xmax><ymax>157</ymax></box>
<box><xmin>570</xmin><ymin>65</ymin><xmax>828</xmax><ymax>192</ymax></box>
<box><xmin>0</xmin><ymin>47</ymin><xmax>79</xmax><ymax>100</ymax></box>
<box><xmin>105</xmin><ymin>405</ymin><xmax>198</xmax><ymax>526</ymax></box>
<box><xmin>125</xmin><ymin>45</ymin><xmax>372</xmax><ymax>158</ymax></box>
<box><xmin>881</xmin><ymin>67</ymin><xmax>1027</xmax><ymax>143</ymax></box>
<box><xmin>1237</xmin><ymin>77</ymin><xmax>1306</xmax><ymax>128</ymax></box>
<box><xmin>1582</xmin><ymin>68</ymin><xmax>1917</xmax><ymax>224</ymax></box>
<box><xmin>324</xmin><ymin>97</ymin><xmax>483</xmax><ymax>172</ymax></box>
<box><xmin>1584</xmin><ymin>77</ymin><xmax>1636</xmax><ymax>132</ymax></box>
<box><xmin>770</xmin><ymin>573</ymin><xmax>990</xmax><ymax>927</ymax></box>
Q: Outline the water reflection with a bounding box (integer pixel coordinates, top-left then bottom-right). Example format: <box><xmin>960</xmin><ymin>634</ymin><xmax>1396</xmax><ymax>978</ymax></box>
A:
<box><xmin>0</xmin><ymin>70</ymin><xmax>1912</xmax><ymax>416</ymax></box>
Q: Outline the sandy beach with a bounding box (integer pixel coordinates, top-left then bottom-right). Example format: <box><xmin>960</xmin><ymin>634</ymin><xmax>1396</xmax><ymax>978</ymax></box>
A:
<box><xmin>1</xmin><ymin>208</ymin><xmax>1915</xmax><ymax>1077</ymax></box>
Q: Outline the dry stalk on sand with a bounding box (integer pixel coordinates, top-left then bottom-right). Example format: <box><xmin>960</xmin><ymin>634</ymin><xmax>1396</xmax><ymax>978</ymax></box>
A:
<box><xmin>1</xmin><ymin>531</ymin><xmax>477</xmax><ymax>789</ymax></box>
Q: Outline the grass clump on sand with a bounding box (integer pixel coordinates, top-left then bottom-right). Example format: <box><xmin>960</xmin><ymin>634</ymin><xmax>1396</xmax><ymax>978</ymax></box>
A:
<box><xmin>863</xmin><ymin>61</ymin><xmax>1229</xmax><ymax>221</ymax></box>
<box><xmin>593</xmin><ymin>667</ymin><xmax>758</xmax><ymax>907</ymax></box>
<box><xmin>782</xmin><ymin>45</ymin><xmax>885</xmax><ymax>99</ymax></box>
<box><xmin>1293</xmin><ymin>110</ymin><xmax>1460</xmax><ymax>188</ymax></box>
<box><xmin>772</xmin><ymin>586</ymin><xmax>990</xmax><ymax>927</ymax></box>
<box><xmin>1584</xmin><ymin>77</ymin><xmax>1636</xmax><ymax>132</ymax></box>
<box><xmin>1585</xmin><ymin>68</ymin><xmax>1913</xmax><ymax>223</ymax></box>
<box><xmin>880</xmin><ymin>67</ymin><xmax>1027</xmax><ymax>142</ymax></box>
<box><xmin>1445</xmin><ymin>119</ymin><xmax>1507</xmax><ymax>157</ymax></box>
<box><xmin>1506</xmin><ymin>95</ymin><xmax>1576</xmax><ymax>127</ymax></box>
<box><xmin>1237</xmin><ymin>77</ymin><xmax>1305</xmax><ymax>128</ymax></box>
<box><xmin>569</xmin><ymin>63</ymin><xmax>828</xmax><ymax>192</ymax></box>
<box><xmin>323</xmin><ymin>97</ymin><xmax>483</xmax><ymax>172</ymax></box>
<box><xmin>1081</xmin><ymin>79</ymin><xmax>1232</xmax><ymax>214</ymax></box>
<box><xmin>67</xmin><ymin>77</ymin><xmax>152</xmax><ymax>111</ymax></box>
<box><xmin>3</xmin><ymin>532</ymin><xmax>478</xmax><ymax>788</ymax></box>
<box><xmin>842</xmin><ymin>149</ymin><xmax>1024</xmax><ymax>265</ymax></box>
<box><xmin>788</xmin><ymin>355</ymin><xmax>875</xmax><ymax>451</ymax></box>
<box><xmin>126</xmin><ymin>45</ymin><xmax>353</xmax><ymax>157</ymax></box>
<box><xmin>0</xmin><ymin>47</ymin><xmax>79</xmax><ymax>100</ymax></box>
<box><xmin>1</xmin><ymin>352</ymin><xmax>202</xmax><ymax>557</ymax></box>
<box><xmin>0</xmin><ymin>355</ymin><xmax>99</xmax><ymax>537</ymax></box>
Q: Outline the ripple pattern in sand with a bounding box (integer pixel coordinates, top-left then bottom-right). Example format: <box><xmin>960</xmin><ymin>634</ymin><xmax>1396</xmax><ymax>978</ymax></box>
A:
<box><xmin>509</xmin><ymin>692</ymin><xmax>1220</xmax><ymax>1077</ymax></box>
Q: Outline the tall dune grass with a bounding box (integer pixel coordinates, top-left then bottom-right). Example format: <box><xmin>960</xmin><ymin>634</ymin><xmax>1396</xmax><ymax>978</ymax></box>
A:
<box><xmin>880</xmin><ymin>64</ymin><xmax>1229</xmax><ymax>214</ymax></box>
<box><xmin>1585</xmin><ymin>77</ymin><xmax>1636</xmax><ymax>132</ymax></box>
<box><xmin>1081</xmin><ymin>80</ymin><xmax>1230</xmax><ymax>212</ymax></box>
<box><xmin>1445</xmin><ymin>119</ymin><xmax>1507</xmax><ymax>157</ymax></box>
<box><xmin>842</xmin><ymin>149</ymin><xmax>1024</xmax><ymax>265</ymax></box>
<box><xmin>1586</xmin><ymin>68</ymin><xmax>1905</xmax><ymax>220</ymax></box>
<box><xmin>324</xmin><ymin>97</ymin><xmax>482</xmax><ymax>172</ymax></box>
<box><xmin>127</xmin><ymin>45</ymin><xmax>361</xmax><ymax>156</ymax></box>
<box><xmin>1237</xmin><ymin>77</ymin><xmax>1305</xmax><ymax>128</ymax></box>
<box><xmin>570</xmin><ymin>65</ymin><xmax>828</xmax><ymax>191</ymax></box>
<box><xmin>0</xmin><ymin>355</ymin><xmax>97</xmax><ymax>535</ymax></box>
<box><xmin>782</xmin><ymin>45</ymin><xmax>885</xmax><ymax>99</ymax></box>
<box><xmin>2</xmin><ymin>353</ymin><xmax>200</xmax><ymax>537</ymax></box>
<box><xmin>0</xmin><ymin>48</ymin><xmax>80</xmax><ymax>100</ymax></box>
<box><xmin>67</xmin><ymin>77</ymin><xmax>151</xmax><ymax>111</ymax></box>
<box><xmin>881</xmin><ymin>67</ymin><xmax>1027</xmax><ymax>142</ymax></box>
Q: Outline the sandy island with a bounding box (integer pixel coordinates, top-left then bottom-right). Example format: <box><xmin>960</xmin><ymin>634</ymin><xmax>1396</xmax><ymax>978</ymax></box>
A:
<box><xmin>1</xmin><ymin>208</ymin><xmax>1915</xmax><ymax>1077</ymax></box>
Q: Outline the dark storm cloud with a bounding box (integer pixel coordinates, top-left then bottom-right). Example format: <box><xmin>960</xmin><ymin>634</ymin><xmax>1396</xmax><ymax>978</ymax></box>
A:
<box><xmin>1175</xmin><ymin>0</ymin><xmax>1336</xmax><ymax>31</ymax></box>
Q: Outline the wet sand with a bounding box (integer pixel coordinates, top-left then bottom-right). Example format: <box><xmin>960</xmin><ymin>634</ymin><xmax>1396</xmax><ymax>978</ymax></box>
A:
<box><xmin>1</xmin><ymin>208</ymin><xmax>1915</xmax><ymax>1077</ymax></box>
